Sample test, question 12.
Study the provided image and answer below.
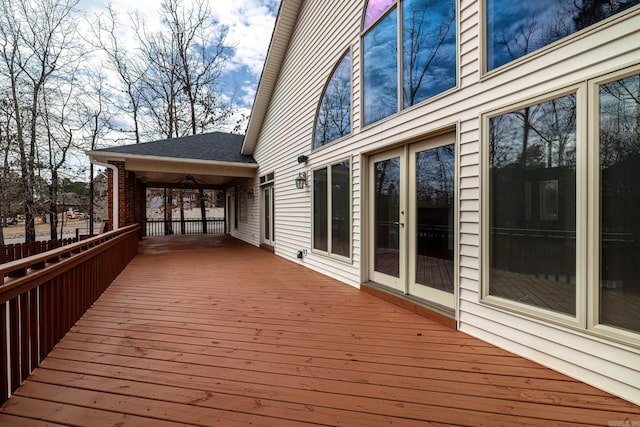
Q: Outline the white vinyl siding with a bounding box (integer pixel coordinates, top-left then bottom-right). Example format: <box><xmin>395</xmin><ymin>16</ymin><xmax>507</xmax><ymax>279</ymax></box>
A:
<box><xmin>228</xmin><ymin>179</ymin><xmax>260</xmax><ymax>246</ymax></box>
<box><xmin>239</xmin><ymin>0</ymin><xmax>640</xmax><ymax>405</ymax></box>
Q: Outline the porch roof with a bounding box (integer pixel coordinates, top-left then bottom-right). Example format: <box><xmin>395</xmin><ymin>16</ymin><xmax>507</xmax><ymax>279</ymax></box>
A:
<box><xmin>87</xmin><ymin>132</ymin><xmax>257</xmax><ymax>188</ymax></box>
<box><xmin>2</xmin><ymin>235</ymin><xmax>638</xmax><ymax>425</ymax></box>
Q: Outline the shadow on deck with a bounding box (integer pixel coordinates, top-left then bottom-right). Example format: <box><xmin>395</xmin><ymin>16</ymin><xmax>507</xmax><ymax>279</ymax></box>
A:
<box><xmin>1</xmin><ymin>234</ymin><xmax>639</xmax><ymax>426</ymax></box>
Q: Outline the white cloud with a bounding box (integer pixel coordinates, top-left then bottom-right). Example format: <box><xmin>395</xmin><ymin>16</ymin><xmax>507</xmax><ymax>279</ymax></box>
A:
<box><xmin>76</xmin><ymin>0</ymin><xmax>279</xmax><ymax>134</ymax></box>
<box><xmin>80</xmin><ymin>0</ymin><xmax>278</xmax><ymax>79</ymax></box>
<box><xmin>213</xmin><ymin>1</ymin><xmax>278</xmax><ymax>75</ymax></box>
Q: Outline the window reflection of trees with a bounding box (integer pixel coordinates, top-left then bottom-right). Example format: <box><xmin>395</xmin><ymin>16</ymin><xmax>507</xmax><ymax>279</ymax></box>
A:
<box><xmin>362</xmin><ymin>0</ymin><xmax>456</xmax><ymax>125</ymax></box>
<box><xmin>600</xmin><ymin>74</ymin><xmax>640</xmax><ymax>168</ymax></box>
<box><xmin>487</xmin><ymin>0</ymin><xmax>640</xmax><ymax>70</ymax></box>
<box><xmin>363</xmin><ymin>9</ymin><xmax>398</xmax><ymax>126</ymax></box>
<box><xmin>402</xmin><ymin>0</ymin><xmax>456</xmax><ymax>107</ymax></box>
<box><xmin>314</xmin><ymin>53</ymin><xmax>352</xmax><ymax>149</ymax></box>
<box><xmin>599</xmin><ymin>73</ymin><xmax>640</xmax><ymax>333</ymax></box>
<box><xmin>490</xmin><ymin>95</ymin><xmax>576</xmax><ymax>171</ymax></box>
<box><xmin>416</xmin><ymin>145</ymin><xmax>454</xmax><ymax>207</ymax></box>
<box><xmin>489</xmin><ymin>94</ymin><xmax>577</xmax><ymax>315</ymax></box>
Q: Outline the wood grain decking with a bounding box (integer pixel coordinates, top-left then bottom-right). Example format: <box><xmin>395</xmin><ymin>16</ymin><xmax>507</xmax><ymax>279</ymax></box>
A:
<box><xmin>1</xmin><ymin>235</ymin><xmax>639</xmax><ymax>426</ymax></box>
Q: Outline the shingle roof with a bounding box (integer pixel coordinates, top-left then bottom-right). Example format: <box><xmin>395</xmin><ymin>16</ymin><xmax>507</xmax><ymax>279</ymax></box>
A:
<box><xmin>93</xmin><ymin>132</ymin><xmax>255</xmax><ymax>164</ymax></box>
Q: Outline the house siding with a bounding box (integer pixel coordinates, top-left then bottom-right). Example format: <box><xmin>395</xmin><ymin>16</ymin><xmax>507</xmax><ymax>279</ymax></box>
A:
<box><xmin>241</xmin><ymin>0</ymin><xmax>640</xmax><ymax>404</ymax></box>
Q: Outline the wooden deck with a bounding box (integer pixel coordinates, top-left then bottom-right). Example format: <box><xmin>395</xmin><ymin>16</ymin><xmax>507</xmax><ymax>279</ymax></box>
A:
<box><xmin>1</xmin><ymin>235</ymin><xmax>639</xmax><ymax>426</ymax></box>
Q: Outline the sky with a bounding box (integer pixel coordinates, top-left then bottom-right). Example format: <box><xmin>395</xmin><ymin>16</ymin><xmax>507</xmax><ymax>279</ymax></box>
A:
<box><xmin>78</xmin><ymin>0</ymin><xmax>280</xmax><ymax>123</ymax></box>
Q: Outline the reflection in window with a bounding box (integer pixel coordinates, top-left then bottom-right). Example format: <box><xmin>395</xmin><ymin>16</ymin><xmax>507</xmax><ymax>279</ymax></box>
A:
<box><xmin>363</xmin><ymin>9</ymin><xmax>398</xmax><ymax>126</ymax></box>
<box><xmin>313</xmin><ymin>168</ymin><xmax>328</xmax><ymax>252</ymax></box>
<box><xmin>486</xmin><ymin>0</ymin><xmax>640</xmax><ymax>71</ymax></box>
<box><xmin>488</xmin><ymin>94</ymin><xmax>577</xmax><ymax>316</ymax></box>
<box><xmin>539</xmin><ymin>180</ymin><xmax>559</xmax><ymax>221</ymax></box>
<box><xmin>599</xmin><ymin>72</ymin><xmax>640</xmax><ymax>334</ymax></box>
<box><xmin>364</xmin><ymin>0</ymin><xmax>395</xmax><ymax>29</ymax></box>
<box><xmin>331</xmin><ymin>162</ymin><xmax>351</xmax><ymax>257</ymax></box>
<box><xmin>313</xmin><ymin>161</ymin><xmax>351</xmax><ymax>258</ymax></box>
<box><xmin>415</xmin><ymin>145</ymin><xmax>455</xmax><ymax>293</ymax></box>
<box><xmin>374</xmin><ymin>157</ymin><xmax>401</xmax><ymax>277</ymax></box>
<box><xmin>314</xmin><ymin>52</ymin><xmax>352</xmax><ymax>149</ymax></box>
<box><xmin>402</xmin><ymin>0</ymin><xmax>456</xmax><ymax>107</ymax></box>
<box><xmin>362</xmin><ymin>0</ymin><xmax>456</xmax><ymax>126</ymax></box>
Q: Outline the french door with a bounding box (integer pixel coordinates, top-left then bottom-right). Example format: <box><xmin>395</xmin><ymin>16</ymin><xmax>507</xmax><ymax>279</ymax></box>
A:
<box><xmin>261</xmin><ymin>184</ymin><xmax>275</xmax><ymax>247</ymax></box>
<box><xmin>369</xmin><ymin>134</ymin><xmax>456</xmax><ymax>309</ymax></box>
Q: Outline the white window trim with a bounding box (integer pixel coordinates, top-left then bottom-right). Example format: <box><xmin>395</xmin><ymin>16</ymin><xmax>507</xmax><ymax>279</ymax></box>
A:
<box><xmin>311</xmin><ymin>158</ymin><xmax>353</xmax><ymax>263</ymax></box>
<box><xmin>480</xmin><ymin>84</ymin><xmax>587</xmax><ymax>331</ymax></box>
<box><xmin>359</xmin><ymin>0</ymin><xmax>460</xmax><ymax>131</ymax></box>
<box><xmin>480</xmin><ymin>2</ymin><xmax>640</xmax><ymax>77</ymax></box>
<box><xmin>312</xmin><ymin>48</ymin><xmax>353</xmax><ymax>151</ymax></box>
<box><xmin>587</xmin><ymin>64</ymin><xmax>640</xmax><ymax>347</ymax></box>
<box><xmin>481</xmin><ymin>65</ymin><xmax>640</xmax><ymax>348</ymax></box>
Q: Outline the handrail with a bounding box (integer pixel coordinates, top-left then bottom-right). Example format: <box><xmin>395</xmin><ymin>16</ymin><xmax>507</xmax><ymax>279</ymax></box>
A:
<box><xmin>0</xmin><ymin>223</ymin><xmax>140</xmax><ymax>405</ymax></box>
<box><xmin>0</xmin><ymin>224</ymin><xmax>139</xmax><ymax>302</ymax></box>
<box><xmin>1</xmin><ymin>238</ymin><xmax>78</xmax><ymax>265</ymax></box>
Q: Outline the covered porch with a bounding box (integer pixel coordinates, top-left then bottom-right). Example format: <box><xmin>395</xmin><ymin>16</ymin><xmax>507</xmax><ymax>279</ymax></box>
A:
<box><xmin>86</xmin><ymin>132</ymin><xmax>256</xmax><ymax>237</ymax></box>
<box><xmin>1</xmin><ymin>235</ymin><xmax>638</xmax><ymax>426</ymax></box>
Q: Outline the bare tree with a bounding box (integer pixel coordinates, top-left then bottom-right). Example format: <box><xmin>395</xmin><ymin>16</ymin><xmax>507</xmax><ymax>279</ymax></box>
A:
<box><xmin>0</xmin><ymin>0</ymin><xmax>81</xmax><ymax>242</ymax></box>
<box><xmin>82</xmin><ymin>71</ymin><xmax>112</xmax><ymax>233</ymax></box>
<box><xmin>402</xmin><ymin>0</ymin><xmax>455</xmax><ymax>107</ymax></box>
<box><xmin>135</xmin><ymin>0</ymin><xmax>232</xmax><ymax>139</ymax></box>
<box><xmin>0</xmin><ymin>95</ymin><xmax>19</xmax><ymax>245</ymax></box>
<box><xmin>41</xmin><ymin>57</ymin><xmax>90</xmax><ymax>240</ymax></box>
<box><xmin>163</xmin><ymin>0</ymin><xmax>231</xmax><ymax>135</ymax></box>
<box><xmin>91</xmin><ymin>5</ymin><xmax>144</xmax><ymax>144</ymax></box>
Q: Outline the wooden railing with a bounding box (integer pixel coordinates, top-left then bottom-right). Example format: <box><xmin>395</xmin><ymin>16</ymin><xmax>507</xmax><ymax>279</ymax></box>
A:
<box><xmin>0</xmin><ymin>224</ymin><xmax>140</xmax><ymax>406</ymax></box>
<box><xmin>1</xmin><ymin>238</ymin><xmax>78</xmax><ymax>265</ymax></box>
<box><xmin>145</xmin><ymin>218</ymin><xmax>225</xmax><ymax>236</ymax></box>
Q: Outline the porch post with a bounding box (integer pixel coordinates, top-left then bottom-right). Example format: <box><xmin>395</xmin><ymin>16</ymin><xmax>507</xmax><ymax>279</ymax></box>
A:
<box><xmin>110</xmin><ymin>161</ymin><xmax>127</xmax><ymax>229</ymax></box>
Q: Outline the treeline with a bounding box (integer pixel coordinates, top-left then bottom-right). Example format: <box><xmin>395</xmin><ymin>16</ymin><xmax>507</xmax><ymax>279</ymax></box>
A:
<box><xmin>0</xmin><ymin>0</ymin><xmax>242</xmax><ymax>244</ymax></box>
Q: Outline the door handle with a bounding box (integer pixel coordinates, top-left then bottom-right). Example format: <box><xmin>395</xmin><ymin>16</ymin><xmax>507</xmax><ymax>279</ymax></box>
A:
<box><xmin>394</xmin><ymin>222</ymin><xmax>405</xmax><ymax>227</ymax></box>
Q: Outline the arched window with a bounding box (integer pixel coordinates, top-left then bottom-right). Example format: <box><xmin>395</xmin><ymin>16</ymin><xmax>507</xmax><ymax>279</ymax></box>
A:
<box><xmin>314</xmin><ymin>52</ymin><xmax>352</xmax><ymax>149</ymax></box>
<box><xmin>362</xmin><ymin>0</ymin><xmax>456</xmax><ymax>126</ymax></box>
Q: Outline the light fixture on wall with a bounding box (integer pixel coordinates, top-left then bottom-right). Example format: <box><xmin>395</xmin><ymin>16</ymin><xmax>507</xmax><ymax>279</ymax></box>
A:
<box><xmin>247</xmin><ymin>188</ymin><xmax>254</xmax><ymax>199</ymax></box>
<box><xmin>294</xmin><ymin>172</ymin><xmax>307</xmax><ymax>189</ymax></box>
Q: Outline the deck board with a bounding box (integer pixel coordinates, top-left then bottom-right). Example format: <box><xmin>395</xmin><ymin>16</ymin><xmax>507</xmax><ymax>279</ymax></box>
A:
<box><xmin>1</xmin><ymin>235</ymin><xmax>639</xmax><ymax>426</ymax></box>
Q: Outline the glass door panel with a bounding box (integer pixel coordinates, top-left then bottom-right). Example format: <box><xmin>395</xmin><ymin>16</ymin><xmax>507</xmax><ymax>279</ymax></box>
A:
<box><xmin>370</xmin><ymin>149</ymin><xmax>405</xmax><ymax>291</ymax></box>
<box><xmin>261</xmin><ymin>185</ymin><xmax>274</xmax><ymax>246</ymax></box>
<box><xmin>409</xmin><ymin>141</ymin><xmax>455</xmax><ymax>308</ymax></box>
<box><xmin>368</xmin><ymin>136</ymin><xmax>456</xmax><ymax>310</ymax></box>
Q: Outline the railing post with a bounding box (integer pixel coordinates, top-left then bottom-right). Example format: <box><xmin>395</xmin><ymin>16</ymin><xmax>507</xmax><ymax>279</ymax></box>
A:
<box><xmin>1</xmin><ymin>301</ymin><xmax>7</xmax><ymax>403</ymax></box>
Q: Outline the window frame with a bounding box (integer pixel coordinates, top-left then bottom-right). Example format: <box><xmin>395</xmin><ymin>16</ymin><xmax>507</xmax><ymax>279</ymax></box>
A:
<box><xmin>481</xmin><ymin>84</ymin><xmax>588</xmax><ymax>331</ymax></box>
<box><xmin>312</xmin><ymin>49</ymin><xmax>353</xmax><ymax>150</ymax></box>
<box><xmin>587</xmin><ymin>64</ymin><xmax>640</xmax><ymax>346</ymax></box>
<box><xmin>311</xmin><ymin>158</ymin><xmax>353</xmax><ymax>263</ymax></box>
<box><xmin>480</xmin><ymin>1</ymin><xmax>640</xmax><ymax>76</ymax></box>
<box><xmin>482</xmin><ymin>65</ymin><xmax>640</xmax><ymax>348</ymax></box>
<box><xmin>360</xmin><ymin>0</ymin><xmax>459</xmax><ymax>129</ymax></box>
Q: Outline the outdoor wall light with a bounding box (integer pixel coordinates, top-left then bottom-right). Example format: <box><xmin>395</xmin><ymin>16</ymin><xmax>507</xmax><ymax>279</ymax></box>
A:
<box><xmin>247</xmin><ymin>188</ymin><xmax>254</xmax><ymax>199</ymax></box>
<box><xmin>295</xmin><ymin>172</ymin><xmax>307</xmax><ymax>189</ymax></box>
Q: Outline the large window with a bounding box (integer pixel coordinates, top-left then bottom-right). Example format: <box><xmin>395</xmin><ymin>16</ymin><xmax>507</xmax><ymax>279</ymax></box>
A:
<box><xmin>314</xmin><ymin>52</ymin><xmax>352</xmax><ymax>148</ymax></box>
<box><xmin>363</xmin><ymin>9</ymin><xmax>398</xmax><ymax>126</ymax></box>
<box><xmin>488</xmin><ymin>93</ymin><xmax>577</xmax><ymax>316</ymax></box>
<box><xmin>362</xmin><ymin>0</ymin><xmax>456</xmax><ymax>126</ymax></box>
<box><xmin>486</xmin><ymin>0</ymin><xmax>640</xmax><ymax>71</ymax></box>
<box><xmin>597</xmin><ymin>71</ymin><xmax>640</xmax><ymax>335</ymax></box>
<box><xmin>313</xmin><ymin>160</ymin><xmax>351</xmax><ymax>259</ymax></box>
<box><xmin>485</xmin><ymin>67</ymin><xmax>640</xmax><ymax>342</ymax></box>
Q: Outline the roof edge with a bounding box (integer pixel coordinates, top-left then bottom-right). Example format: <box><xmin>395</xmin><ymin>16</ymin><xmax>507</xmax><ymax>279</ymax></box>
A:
<box><xmin>86</xmin><ymin>151</ymin><xmax>259</xmax><ymax>169</ymax></box>
<box><xmin>241</xmin><ymin>0</ymin><xmax>303</xmax><ymax>155</ymax></box>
